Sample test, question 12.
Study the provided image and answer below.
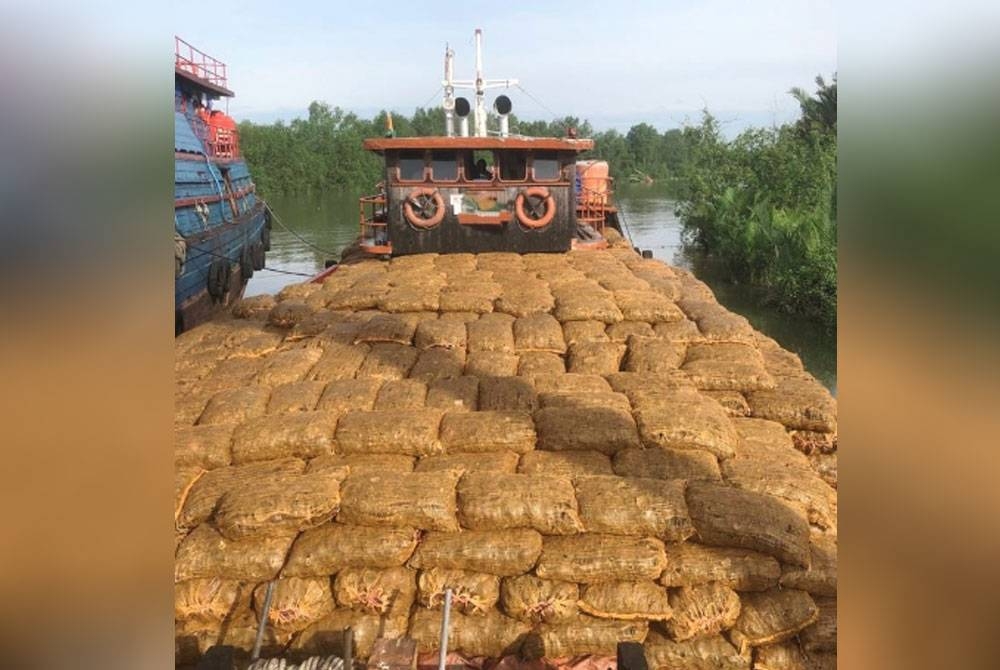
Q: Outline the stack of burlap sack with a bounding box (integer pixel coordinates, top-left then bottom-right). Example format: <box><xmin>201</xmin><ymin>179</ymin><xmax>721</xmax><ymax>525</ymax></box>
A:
<box><xmin>175</xmin><ymin>248</ymin><xmax>836</xmax><ymax>669</ymax></box>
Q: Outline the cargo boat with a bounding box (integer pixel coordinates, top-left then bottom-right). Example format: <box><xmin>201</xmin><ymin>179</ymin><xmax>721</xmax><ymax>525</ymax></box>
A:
<box><xmin>175</xmin><ymin>30</ymin><xmax>837</xmax><ymax>670</ymax></box>
<box><xmin>174</xmin><ymin>37</ymin><xmax>270</xmax><ymax>334</ymax></box>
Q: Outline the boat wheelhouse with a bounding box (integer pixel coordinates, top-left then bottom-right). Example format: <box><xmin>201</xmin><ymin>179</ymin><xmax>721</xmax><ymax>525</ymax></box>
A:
<box><xmin>354</xmin><ymin>30</ymin><xmax>621</xmax><ymax>258</ymax></box>
<box><xmin>174</xmin><ymin>37</ymin><xmax>270</xmax><ymax>334</ymax></box>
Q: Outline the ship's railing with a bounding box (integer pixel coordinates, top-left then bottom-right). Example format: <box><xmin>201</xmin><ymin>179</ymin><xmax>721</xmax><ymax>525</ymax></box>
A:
<box><xmin>359</xmin><ymin>193</ymin><xmax>390</xmax><ymax>252</ymax></box>
<box><xmin>576</xmin><ymin>175</ymin><xmax>614</xmax><ymax>231</ymax></box>
<box><xmin>175</xmin><ymin>36</ymin><xmax>228</xmax><ymax>88</ymax></box>
<box><xmin>186</xmin><ymin>111</ymin><xmax>241</xmax><ymax>159</ymax></box>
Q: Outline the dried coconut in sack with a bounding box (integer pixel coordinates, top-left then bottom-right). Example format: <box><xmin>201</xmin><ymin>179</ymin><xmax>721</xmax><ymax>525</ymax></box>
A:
<box><xmin>334</xmin><ymin>566</ymin><xmax>416</xmax><ymax>618</ymax></box>
<box><xmin>251</xmin><ymin>577</ymin><xmax>335</xmax><ymax>633</ymax></box>
<box><xmin>518</xmin><ymin>450</ymin><xmax>614</xmax><ymax>477</ymax></box>
<box><xmin>567</xmin><ymin>341</ymin><xmax>626</xmax><ymax>375</ymax></box>
<box><xmin>308</xmin><ymin>453</ymin><xmax>414</xmax><ymax>476</ymax></box>
<box><xmin>409</xmin><ymin>348</ymin><xmax>467</xmax><ymax>383</ymax></box>
<box><xmin>267</xmin><ymin>380</ymin><xmax>326</xmax><ymax>413</ymax></box>
<box><xmin>614</xmin><ymin>290</ymin><xmax>685</xmax><ymax>322</ymax></box>
<box><xmin>704</xmin><ymin>390</ymin><xmax>751</xmax><ymax>417</ymax></box>
<box><xmin>659</xmin><ymin>543</ymin><xmax>780</xmax><ymax>592</ymax></box>
<box><xmin>574</xmin><ymin>476</ymin><xmax>694</xmax><ymax>541</ymax></box>
<box><xmin>457</xmin><ymin>472</ymin><xmax>583</xmax><ymax>535</ymax></box>
<box><xmin>534</xmin><ymin>405</ymin><xmax>640</xmax><ymax>455</ymax></box>
<box><xmin>178</xmin><ymin>458</ymin><xmax>306</xmax><ymax>530</ymax></box>
<box><xmin>562</xmin><ymin>320</ymin><xmax>610</xmax><ymax>346</ymax></box>
<box><xmin>780</xmin><ymin>531</ymin><xmax>837</xmax><ymax>597</ymax></box>
<box><xmin>664</xmin><ymin>582</ymin><xmax>741</xmax><ymax>642</ymax></box>
<box><xmin>408</xmin><ymin>529</ymin><xmax>543</xmax><ymax>576</ymax></box>
<box><xmin>338</xmin><ymin>470</ymin><xmax>460</xmax><ymax>531</ymax></box>
<box><xmin>500</xmin><ymin>575</ymin><xmax>578</xmax><ymax>623</ymax></box>
<box><xmin>624</xmin><ymin>336</ymin><xmax>684</xmax><ymax>372</ymax></box>
<box><xmin>309</xmin><ymin>342</ymin><xmax>369</xmax><ymax>381</ymax></box>
<box><xmin>414</xmin><ymin>318</ymin><xmax>467</xmax><ymax>350</ymax></box>
<box><xmin>686</xmin><ymin>482</ymin><xmax>811</xmax><ymax>567</ymax></box>
<box><xmin>175</xmin><ymin>578</ymin><xmax>243</xmax><ymax>623</ymax></box>
<box><xmin>356</xmin><ymin>342</ymin><xmax>419</xmax><ymax>379</ymax></box>
<box><xmin>440</xmin><ymin>411</ymin><xmax>536</xmax><ymax>454</ymax></box>
<box><xmin>467</xmin><ymin>312</ymin><xmax>516</xmax><ymax>353</ymax></box>
<box><xmin>522</xmin><ymin>616</ymin><xmax>648</xmax><ymax>659</ymax></box>
<box><xmin>409</xmin><ymin>609</ymin><xmax>529</xmax><ymax>658</ymax></box>
<box><xmin>416</xmin><ymin>451</ymin><xmax>520</xmax><ymax>474</ymax></box>
<box><xmin>653</xmin><ymin>319</ymin><xmax>703</xmax><ymax>344</ymax></box>
<box><xmin>335</xmin><ymin>409</ymin><xmax>443</xmax><ymax>457</ymax></box>
<box><xmin>513</xmin><ymin>314</ymin><xmax>566</xmax><ymax>353</ymax></box>
<box><xmin>681</xmin><ymin>346</ymin><xmax>775</xmax><ymax>393</ymax></box>
<box><xmin>517</xmin><ymin>352</ymin><xmax>566</xmax><ymax>376</ymax></box>
<box><xmin>197</xmin><ymin>386</ymin><xmax>270</xmax><ymax>425</ymax></box>
<box><xmin>175</xmin><ymin>424</ymin><xmax>233</xmax><ymax>470</ymax></box>
<box><xmin>316</xmin><ymin>378</ymin><xmax>383</xmax><ymax>412</ymax></box>
<box><xmin>418</xmin><ymin>568</ymin><xmax>500</xmax><ymax>615</ymax></box>
<box><xmin>606</xmin><ymin>320</ymin><xmax>655</xmax><ymax>342</ymax></box>
<box><xmin>256</xmin><ymin>347</ymin><xmax>324</xmax><ymax>386</ymax></box>
<box><xmin>747</xmin><ymin>377</ymin><xmax>837</xmax><ymax>433</ymax></box>
<box><xmin>613</xmin><ymin>447</ymin><xmax>722</xmax><ymax>482</ymax></box>
<box><xmin>439</xmin><ymin>288</ymin><xmax>495</xmax><ymax>313</ymax></box>
<box><xmin>578</xmin><ymin>581</ymin><xmax>672</xmax><ymax>621</ymax></box>
<box><xmin>634</xmin><ymin>394</ymin><xmax>738</xmax><ymax>460</ymax></box>
<box><xmin>213</xmin><ymin>468</ymin><xmax>348</xmax><ymax>540</ymax></box>
<box><xmin>231</xmin><ymin>294</ymin><xmax>276</xmax><ymax>320</ymax></box>
<box><xmin>643</xmin><ymin>630</ymin><xmax>749</xmax><ymax>670</ymax></box>
<box><xmin>377</xmin><ymin>288</ymin><xmax>440</xmax><ymax>312</ymax></box>
<box><xmin>175</xmin><ymin>524</ymin><xmax>295</xmax><ymax>581</ymax></box>
<box><xmin>555</xmin><ymin>292</ymin><xmax>623</xmax><ymax>324</ymax></box>
<box><xmin>283</xmin><ymin>524</ymin><xmax>418</xmax><ymax>576</ymax></box>
<box><xmin>426</xmin><ymin>376</ymin><xmax>479</xmax><ymax>412</ymax></box>
<box><xmin>478</xmin><ymin>376</ymin><xmax>538</xmax><ymax>412</ymax></box>
<box><xmin>495</xmin><ymin>289</ymin><xmax>555</xmax><ymax>317</ymax></box>
<box><xmin>465</xmin><ymin>351</ymin><xmax>519</xmax><ymax>377</ymax></box>
<box><xmin>535</xmin><ymin>534</ymin><xmax>666</xmax><ymax>583</ymax></box>
<box><xmin>538</xmin><ymin>390</ymin><xmax>632</xmax><ymax>414</ymax></box>
<box><xmin>374</xmin><ymin>379</ymin><xmax>428</xmax><ymax>409</ymax></box>
<box><xmin>800</xmin><ymin>596</ymin><xmax>837</xmax><ymax>653</ymax></box>
<box><xmin>728</xmin><ymin>588</ymin><xmax>818</xmax><ymax>654</ymax></box>
<box><xmin>230</xmin><ymin>411</ymin><xmax>340</xmax><ymax>463</ymax></box>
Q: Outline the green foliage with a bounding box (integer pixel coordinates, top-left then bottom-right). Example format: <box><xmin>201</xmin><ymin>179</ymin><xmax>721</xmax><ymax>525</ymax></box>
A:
<box><xmin>675</xmin><ymin>75</ymin><xmax>838</xmax><ymax>328</ymax></box>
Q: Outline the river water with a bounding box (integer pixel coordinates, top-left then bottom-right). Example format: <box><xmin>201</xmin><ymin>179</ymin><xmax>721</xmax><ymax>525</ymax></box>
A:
<box><xmin>247</xmin><ymin>187</ymin><xmax>837</xmax><ymax>393</ymax></box>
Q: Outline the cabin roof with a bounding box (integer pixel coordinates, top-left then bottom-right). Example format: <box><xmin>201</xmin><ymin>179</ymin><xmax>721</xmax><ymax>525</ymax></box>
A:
<box><xmin>363</xmin><ymin>136</ymin><xmax>595</xmax><ymax>153</ymax></box>
<box><xmin>175</xmin><ymin>68</ymin><xmax>235</xmax><ymax>97</ymax></box>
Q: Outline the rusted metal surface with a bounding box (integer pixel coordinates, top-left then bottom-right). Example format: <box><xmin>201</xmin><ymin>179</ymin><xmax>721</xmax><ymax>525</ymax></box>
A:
<box><xmin>364</xmin><ymin>136</ymin><xmax>594</xmax><ymax>152</ymax></box>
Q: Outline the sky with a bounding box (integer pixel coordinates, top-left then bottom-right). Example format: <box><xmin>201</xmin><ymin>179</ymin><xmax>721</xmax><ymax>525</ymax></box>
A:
<box><xmin>173</xmin><ymin>0</ymin><xmax>836</xmax><ymax>136</ymax></box>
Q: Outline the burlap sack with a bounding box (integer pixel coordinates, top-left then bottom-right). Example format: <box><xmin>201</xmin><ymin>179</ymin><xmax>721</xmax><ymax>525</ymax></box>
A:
<box><xmin>457</xmin><ymin>472</ymin><xmax>583</xmax><ymax>535</ymax></box>
<box><xmin>409</xmin><ymin>609</ymin><xmax>529</xmax><ymax>657</ymax></box>
<box><xmin>409</xmin><ymin>348</ymin><xmax>467</xmax><ymax>383</ymax></box>
<box><xmin>336</xmin><ymin>409</ymin><xmax>443</xmax><ymax>457</ymax></box>
<box><xmin>517</xmin><ymin>352</ymin><xmax>566</xmax><ymax>376</ymax></box>
<box><xmin>467</xmin><ymin>313</ymin><xmax>516</xmax><ymax>353</ymax></box>
<box><xmin>230</xmin><ymin>411</ymin><xmax>340</xmax><ymax>464</ymax></box>
<box><xmin>338</xmin><ymin>470</ymin><xmax>460</xmax><ymax>531</ymax></box>
<box><xmin>605</xmin><ymin>321</ymin><xmax>655</xmax><ymax>343</ymax></box>
<box><xmin>409</xmin><ymin>529</ymin><xmax>543</xmax><ymax>576</ymax></box>
<box><xmin>624</xmin><ymin>336</ymin><xmax>684</xmax><ymax>373</ymax></box>
<box><xmin>573</xmin><ymin>476</ymin><xmax>694</xmax><ymax>541</ymax></box>
<box><xmin>522</xmin><ymin>616</ymin><xmax>647</xmax><ymax>659</ymax></box>
<box><xmin>500</xmin><ymin>575</ymin><xmax>578</xmax><ymax>623</ymax></box>
<box><xmin>174</xmin><ymin>578</ymin><xmax>243</xmax><ymax>623</ymax></box>
<box><xmin>664</xmin><ymin>582</ymin><xmax>742</xmax><ymax>642</ymax></box>
<box><xmin>643</xmin><ymin>630</ymin><xmax>749</xmax><ymax>670</ymax></box>
<box><xmin>309</xmin><ymin>344</ymin><xmax>369</xmax><ymax>382</ymax></box>
<box><xmin>518</xmin><ymin>450</ymin><xmax>614</xmax><ymax>477</ymax></box>
<box><xmin>356</xmin><ymin>342</ymin><xmax>420</xmax><ymax>380</ymax></box>
<box><xmin>535</xmin><ymin>534</ymin><xmax>666</xmax><ymax>583</ymax></box>
<box><xmin>466</xmin><ymin>351</ymin><xmax>520</xmax><ymax>377</ymax></box>
<box><xmin>633</xmin><ymin>394</ymin><xmax>738</xmax><ymax>460</ymax></box>
<box><xmin>440</xmin><ymin>411</ymin><xmax>536</xmax><ymax>454</ymax></box>
<box><xmin>252</xmin><ymin>577</ymin><xmax>335</xmax><ymax>633</ymax></box>
<box><xmin>567</xmin><ymin>342</ymin><xmax>627</xmax><ymax>375</ymax></box>
<box><xmin>746</xmin><ymin>377</ymin><xmax>837</xmax><ymax>433</ymax></box>
<box><xmin>496</xmin><ymin>290</ymin><xmax>556</xmax><ymax>318</ymax></box>
<box><xmin>289</xmin><ymin>609</ymin><xmax>390</xmax><ymax>660</ymax></box>
<box><xmin>800</xmin><ymin>596</ymin><xmax>837</xmax><ymax>653</ymax></box>
<box><xmin>283</xmin><ymin>524</ymin><xmax>419</xmax><ymax>576</ymax></box>
<box><xmin>532</xmin><ymin>373</ymin><xmax>611</xmax><ymax>394</ymax></box>
<box><xmin>779</xmin><ymin>531</ymin><xmax>837</xmax><ymax>596</ymax></box>
<box><xmin>354</xmin><ymin>313</ymin><xmax>419</xmax><ymax>345</ymax></box>
<box><xmin>307</xmin><ymin>453</ymin><xmax>415</xmax><ymax>476</ymax></box>
<box><xmin>613</xmin><ymin>290</ymin><xmax>685</xmax><ymax>322</ymax></box>
<box><xmin>535</xmin><ymin>406</ymin><xmax>640</xmax><ymax>455</ymax></box>
<box><xmin>175</xmin><ymin>524</ymin><xmax>294</xmax><ymax>581</ymax></box>
<box><xmin>554</xmin><ymin>292</ymin><xmax>623</xmax><ymax>324</ymax></box>
<box><xmin>267</xmin><ymin>380</ymin><xmax>327</xmax><ymax>413</ymax></box>
<box><xmin>659</xmin><ymin>543</ymin><xmax>780</xmax><ymax>592</ymax></box>
<box><xmin>478</xmin><ymin>376</ymin><xmax>539</xmax><ymax>412</ymax></box>
<box><xmin>686</xmin><ymin>482</ymin><xmax>811</xmax><ymax>567</ymax></box>
<box><xmin>255</xmin><ymin>347</ymin><xmax>324</xmax><ymax>386</ymax></box>
<box><xmin>728</xmin><ymin>588</ymin><xmax>819</xmax><ymax>654</ymax></box>
<box><xmin>333</xmin><ymin>566</ymin><xmax>416</xmax><ymax>619</ymax></box>
<box><xmin>578</xmin><ymin>581</ymin><xmax>672</xmax><ymax>620</ymax></box>
<box><xmin>374</xmin><ymin>379</ymin><xmax>429</xmax><ymax>410</ymax></box>
<box><xmin>417</xmin><ymin>568</ymin><xmax>500</xmax><ymax>615</ymax></box>
<box><xmin>377</xmin><ymin>288</ymin><xmax>440</xmax><ymax>312</ymax></box>
<box><xmin>612</xmin><ymin>447</ymin><xmax>722</xmax><ymax>482</ymax></box>
<box><xmin>415</xmin><ymin>451</ymin><xmax>520</xmax><ymax>474</ymax></box>
<box><xmin>316</xmin><ymin>378</ymin><xmax>384</xmax><ymax>413</ymax></box>
<box><xmin>175</xmin><ymin>424</ymin><xmax>233</xmax><ymax>470</ymax></box>
<box><xmin>426</xmin><ymin>376</ymin><xmax>479</xmax><ymax>412</ymax></box>
<box><xmin>562</xmin><ymin>320</ymin><xmax>610</xmax><ymax>346</ymax></box>
<box><xmin>513</xmin><ymin>314</ymin><xmax>567</xmax><ymax>354</ymax></box>
<box><xmin>197</xmin><ymin>386</ymin><xmax>270</xmax><ymax>425</ymax></box>
<box><xmin>415</xmin><ymin>319</ymin><xmax>467</xmax><ymax>350</ymax></box>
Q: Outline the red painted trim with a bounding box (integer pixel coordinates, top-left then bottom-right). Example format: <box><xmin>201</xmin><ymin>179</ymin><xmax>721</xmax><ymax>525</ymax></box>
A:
<box><xmin>175</xmin><ymin>151</ymin><xmax>244</xmax><ymax>164</ymax></box>
<box><xmin>175</xmin><ymin>184</ymin><xmax>256</xmax><ymax>209</ymax></box>
<box><xmin>364</xmin><ymin>136</ymin><xmax>594</xmax><ymax>152</ymax></box>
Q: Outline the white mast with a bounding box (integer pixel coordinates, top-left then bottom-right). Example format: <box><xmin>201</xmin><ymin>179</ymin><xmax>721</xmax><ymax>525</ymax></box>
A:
<box><xmin>448</xmin><ymin>28</ymin><xmax>517</xmax><ymax>137</ymax></box>
<box><xmin>442</xmin><ymin>44</ymin><xmax>455</xmax><ymax>137</ymax></box>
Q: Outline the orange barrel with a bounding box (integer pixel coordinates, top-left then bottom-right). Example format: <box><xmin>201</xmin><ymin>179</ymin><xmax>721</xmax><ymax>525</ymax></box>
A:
<box><xmin>576</xmin><ymin>160</ymin><xmax>610</xmax><ymax>206</ymax></box>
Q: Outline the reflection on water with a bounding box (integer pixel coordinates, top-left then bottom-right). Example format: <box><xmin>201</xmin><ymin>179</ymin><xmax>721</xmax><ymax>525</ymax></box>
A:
<box><xmin>248</xmin><ymin>187</ymin><xmax>836</xmax><ymax>393</ymax></box>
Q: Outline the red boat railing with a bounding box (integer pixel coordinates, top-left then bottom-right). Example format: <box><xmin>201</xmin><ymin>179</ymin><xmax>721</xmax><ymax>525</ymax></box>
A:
<box><xmin>175</xmin><ymin>36</ymin><xmax>228</xmax><ymax>89</ymax></box>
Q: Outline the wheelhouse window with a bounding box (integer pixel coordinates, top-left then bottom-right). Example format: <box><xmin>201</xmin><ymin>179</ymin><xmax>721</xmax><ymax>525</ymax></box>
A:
<box><xmin>431</xmin><ymin>151</ymin><xmax>459</xmax><ymax>181</ymax></box>
<box><xmin>397</xmin><ymin>151</ymin><xmax>426</xmax><ymax>181</ymax></box>
<box><xmin>532</xmin><ymin>151</ymin><xmax>561</xmax><ymax>181</ymax></box>
<box><xmin>498</xmin><ymin>151</ymin><xmax>527</xmax><ymax>181</ymax></box>
<box><xmin>462</xmin><ymin>150</ymin><xmax>495</xmax><ymax>181</ymax></box>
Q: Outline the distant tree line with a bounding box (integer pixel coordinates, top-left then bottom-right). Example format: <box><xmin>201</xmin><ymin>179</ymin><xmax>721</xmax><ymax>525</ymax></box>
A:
<box><xmin>238</xmin><ymin>75</ymin><xmax>836</xmax><ymax>326</ymax></box>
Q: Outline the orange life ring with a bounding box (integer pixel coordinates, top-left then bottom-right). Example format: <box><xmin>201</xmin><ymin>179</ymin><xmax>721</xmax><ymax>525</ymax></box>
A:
<box><xmin>403</xmin><ymin>187</ymin><xmax>446</xmax><ymax>229</ymax></box>
<box><xmin>515</xmin><ymin>186</ymin><xmax>556</xmax><ymax>229</ymax></box>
